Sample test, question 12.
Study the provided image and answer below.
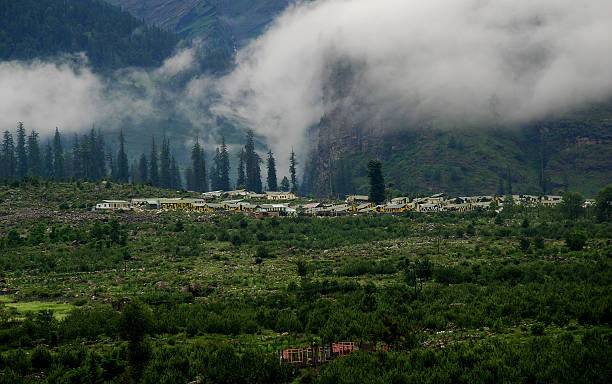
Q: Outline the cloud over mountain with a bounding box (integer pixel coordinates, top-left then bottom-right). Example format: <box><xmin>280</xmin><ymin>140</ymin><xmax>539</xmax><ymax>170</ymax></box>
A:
<box><xmin>213</xmin><ymin>0</ymin><xmax>612</xmax><ymax>160</ymax></box>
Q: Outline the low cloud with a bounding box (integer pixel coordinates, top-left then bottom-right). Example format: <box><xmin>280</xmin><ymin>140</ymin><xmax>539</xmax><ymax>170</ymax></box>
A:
<box><xmin>213</xmin><ymin>0</ymin><xmax>612</xmax><ymax>162</ymax></box>
<box><xmin>0</xmin><ymin>58</ymin><xmax>106</xmax><ymax>134</ymax></box>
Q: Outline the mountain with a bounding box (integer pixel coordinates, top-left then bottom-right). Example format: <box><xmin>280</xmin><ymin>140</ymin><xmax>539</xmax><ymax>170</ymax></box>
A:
<box><xmin>0</xmin><ymin>0</ymin><xmax>179</xmax><ymax>71</ymax></box>
<box><xmin>303</xmin><ymin>102</ymin><xmax>612</xmax><ymax>198</ymax></box>
<box><xmin>105</xmin><ymin>0</ymin><xmax>292</xmax><ymax>48</ymax></box>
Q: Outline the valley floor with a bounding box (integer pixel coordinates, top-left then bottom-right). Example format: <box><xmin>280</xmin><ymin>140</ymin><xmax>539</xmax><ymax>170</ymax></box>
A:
<box><xmin>0</xmin><ymin>181</ymin><xmax>610</xmax><ymax>383</ymax></box>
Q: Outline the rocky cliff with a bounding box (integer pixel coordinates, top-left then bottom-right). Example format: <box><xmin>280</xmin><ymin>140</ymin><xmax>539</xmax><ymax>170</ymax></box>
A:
<box><xmin>304</xmin><ymin>101</ymin><xmax>612</xmax><ymax>198</ymax></box>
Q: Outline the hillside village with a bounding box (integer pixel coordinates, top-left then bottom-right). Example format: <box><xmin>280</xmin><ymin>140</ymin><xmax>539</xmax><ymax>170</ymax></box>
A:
<box><xmin>95</xmin><ymin>190</ymin><xmax>571</xmax><ymax>216</ymax></box>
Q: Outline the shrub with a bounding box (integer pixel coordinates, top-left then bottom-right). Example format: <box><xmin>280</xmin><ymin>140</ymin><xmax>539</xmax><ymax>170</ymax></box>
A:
<box><xmin>30</xmin><ymin>346</ymin><xmax>53</xmax><ymax>369</ymax></box>
<box><xmin>256</xmin><ymin>246</ymin><xmax>270</xmax><ymax>259</ymax></box>
<box><xmin>519</xmin><ymin>237</ymin><xmax>531</xmax><ymax>253</ymax></box>
<box><xmin>565</xmin><ymin>231</ymin><xmax>587</xmax><ymax>251</ymax></box>
<box><xmin>531</xmin><ymin>322</ymin><xmax>545</xmax><ymax>336</ymax></box>
<box><xmin>297</xmin><ymin>260</ymin><xmax>307</xmax><ymax>276</ymax></box>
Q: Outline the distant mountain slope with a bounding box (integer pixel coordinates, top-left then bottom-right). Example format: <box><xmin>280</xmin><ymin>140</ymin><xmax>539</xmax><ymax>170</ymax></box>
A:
<box><xmin>0</xmin><ymin>0</ymin><xmax>179</xmax><ymax>71</ymax></box>
<box><xmin>304</xmin><ymin>102</ymin><xmax>612</xmax><ymax>198</ymax></box>
<box><xmin>105</xmin><ymin>0</ymin><xmax>291</xmax><ymax>47</ymax></box>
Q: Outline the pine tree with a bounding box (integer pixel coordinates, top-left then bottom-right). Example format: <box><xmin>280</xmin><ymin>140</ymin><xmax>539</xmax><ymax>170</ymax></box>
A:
<box><xmin>149</xmin><ymin>137</ymin><xmax>159</xmax><ymax>187</ymax></box>
<box><xmin>236</xmin><ymin>149</ymin><xmax>246</xmax><ymax>189</ymax></box>
<box><xmin>116</xmin><ymin>129</ymin><xmax>129</xmax><ymax>182</ymax></box>
<box><xmin>190</xmin><ymin>138</ymin><xmax>208</xmax><ymax>192</ymax></box>
<box><xmin>289</xmin><ymin>149</ymin><xmax>298</xmax><ymax>193</ymax></box>
<box><xmin>199</xmin><ymin>147</ymin><xmax>208</xmax><ymax>192</ymax></box>
<box><xmin>69</xmin><ymin>134</ymin><xmax>81</xmax><ymax>180</ymax></box>
<box><xmin>138</xmin><ymin>153</ymin><xmax>148</xmax><ymax>184</ymax></box>
<box><xmin>26</xmin><ymin>129</ymin><xmax>42</xmax><ymax>177</ymax></box>
<box><xmin>53</xmin><ymin>128</ymin><xmax>64</xmax><ymax>181</ymax></box>
<box><xmin>210</xmin><ymin>147</ymin><xmax>221</xmax><ymax>190</ymax></box>
<box><xmin>1</xmin><ymin>131</ymin><xmax>16</xmax><ymax>180</ymax></box>
<box><xmin>185</xmin><ymin>167</ymin><xmax>194</xmax><ymax>191</ymax></box>
<box><xmin>244</xmin><ymin>130</ymin><xmax>262</xmax><ymax>193</ymax></box>
<box><xmin>129</xmin><ymin>162</ymin><xmax>137</xmax><ymax>184</ymax></box>
<box><xmin>280</xmin><ymin>176</ymin><xmax>290</xmax><ymax>192</ymax></box>
<box><xmin>266</xmin><ymin>150</ymin><xmax>278</xmax><ymax>191</ymax></box>
<box><xmin>367</xmin><ymin>159</ymin><xmax>385</xmax><ymax>204</ymax></box>
<box><xmin>170</xmin><ymin>155</ymin><xmax>181</xmax><ymax>190</ymax></box>
<box><xmin>80</xmin><ymin>132</ymin><xmax>92</xmax><ymax>180</ymax></box>
<box><xmin>108</xmin><ymin>151</ymin><xmax>116</xmax><ymax>181</ymax></box>
<box><xmin>94</xmin><ymin>129</ymin><xmax>106</xmax><ymax>181</ymax></box>
<box><xmin>43</xmin><ymin>141</ymin><xmax>53</xmax><ymax>180</ymax></box>
<box><xmin>219</xmin><ymin>137</ymin><xmax>230</xmax><ymax>191</ymax></box>
<box><xmin>160</xmin><ymin>137</ymin><xmax>171</xmax><ymax>188</ymax></box>
<box><xmin>15</xmin><ymin>122</ymin><xmax>27</xmax><ymax>178</ymax></box>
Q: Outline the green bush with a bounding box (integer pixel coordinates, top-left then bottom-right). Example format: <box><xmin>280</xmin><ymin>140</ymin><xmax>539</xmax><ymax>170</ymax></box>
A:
<box><xmin>30</xmin><ymin>346</ymin><xmax>53</xmax><ymax>369</ymax></box>
<box><xmin>531</xmin><ymin>322</ymin><xmax>545</xmax><ymax>336</ymax></box>
<box><xmin>565</xmin><ymin>231</ymin><xmax>587</xmax><ymax>251</ymax></box>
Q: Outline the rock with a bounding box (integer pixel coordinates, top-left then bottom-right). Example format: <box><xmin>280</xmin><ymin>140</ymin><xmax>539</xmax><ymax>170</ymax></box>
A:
<box><xmin>154</xmin><ymin>281</ymin><xmax>170</xmax><ymax>291</ymax></box>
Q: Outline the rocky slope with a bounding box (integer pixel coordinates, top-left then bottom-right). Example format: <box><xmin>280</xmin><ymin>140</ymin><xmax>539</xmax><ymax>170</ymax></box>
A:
<box><xmin>304</xmin><ymin>103</ymin><xmax>612</xmax><ymax>197</ymax></box>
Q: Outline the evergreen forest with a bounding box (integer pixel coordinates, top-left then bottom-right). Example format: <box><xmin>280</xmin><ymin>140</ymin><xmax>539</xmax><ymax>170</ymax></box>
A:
<box><xmin>0</xmin><ymin>0</ymin><xmax>178</xmax><ymax>71</ymax></box>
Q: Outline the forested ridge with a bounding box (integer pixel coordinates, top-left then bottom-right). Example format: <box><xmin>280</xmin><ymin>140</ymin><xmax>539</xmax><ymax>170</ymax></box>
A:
<box><xmin>0</xmin><ymin>0</ymin><xmax>179</xmax><ymax>70</ymax></box>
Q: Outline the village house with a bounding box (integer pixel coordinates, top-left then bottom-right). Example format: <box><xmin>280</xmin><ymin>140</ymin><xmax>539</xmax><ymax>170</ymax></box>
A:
<box><xmin>95</xmin><ymin>200</ymin><xmax>131</xmax><ymax>211</ymax></box>
<box><xmin>346</xmin><ymin>195</ymin><xmax>369</xmax><ymax>203</ymax></box>
<box><xmin>265</xmin><ymin>191</ymin><xmax>297</xmax><ymax>200</ymax></box>
<box><xmin>382</xmin><ymin>204</ymin><xmax>409</xmax><ymax>213</ymax></box>
<box><xmin>202</xmin><ymin>190</ymin><xmax>224</xmax><ymax>199</ymax></box>
<box><xmin>261</xmin><ymin>203</ymin><xmax>294</xmax><ymax>215</ymax></box>
<box><xmin>391</xmin><ymin>197</ymin><xmax>410</xmax><ymax>205</ymax></box>
<box><xmin>540</xmin><ymin>195</ymin><xmax>563</xmax><ymax>207</ymax></box>
<box><xmin>131</xmin><ymin>198</ymin><xmax>159</xmax><ymax>210</ymax></box>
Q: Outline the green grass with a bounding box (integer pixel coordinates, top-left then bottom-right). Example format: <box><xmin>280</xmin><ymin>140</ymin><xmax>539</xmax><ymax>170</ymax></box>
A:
<box><xmin>3</xmin><ymin>299</ymin><xmax>75</xmax><ymax>320</ymax></box>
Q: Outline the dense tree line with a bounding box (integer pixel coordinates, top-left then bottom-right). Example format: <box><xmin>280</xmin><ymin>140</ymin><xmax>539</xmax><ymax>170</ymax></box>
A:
<box><xmin>0</xmin><ymin>0</ymin><xmax>178</xmax><ymax>71</ymax></box>
<box><xmin>0</xmin><ymin>124</ymin><xmax>185</xmax><ymax>188</ymax></box>
<box><xmin>1</xmin><ymin>124</ymin><xmax>306</xmax><ymax>193</ymax></box>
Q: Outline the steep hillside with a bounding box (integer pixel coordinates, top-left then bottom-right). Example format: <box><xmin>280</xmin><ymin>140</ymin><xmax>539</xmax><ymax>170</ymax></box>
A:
<box><xmin>105</xmin><ymin>0</ymin><xmax>291</xmax><ymax>49</ymax></box>
<box><xmin>0</xmin><ymin>0</ymin><xmax>179</xmax><ymax>71</ymax></box>
<box><xmin>304</xmin><ymin>103</ymin><xmax>612</xmax><ymax>198</ymax></box>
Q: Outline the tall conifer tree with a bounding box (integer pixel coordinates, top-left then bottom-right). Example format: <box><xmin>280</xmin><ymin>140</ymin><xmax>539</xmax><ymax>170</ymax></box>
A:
<box><xmin>266</xmin><ymin>150</ymin><xmax>277</xmax><ymax>191</ymax></box>
<box><xmin>149</xmin><ymin>137</ymin><xmax>159</xmax><ymax>187</ymax></box>
<box><xmin>94</xmin><ymin>129</ymin><xmax>106</xmax><ymax>181</ymax></box>
<box><xmin>138</xmin><ymin>153</ymin><xmax>148</xmax><ymax>184</ymax></box>
<box><xmin>210</xmin><ymin>147</ymin><xmax>221</xmax><ymax>190</ymax></box>
<box><xmin>53</xmin><ymin>128</ymin><xmax>64</xmax><ymax>181</ymax></box>
<box><xmin>26</xmin><ymin>130</ymin><xmax>42</xmax><ymax>177</ymax></box>
<box><xmin>1</xmin><ymin>131</ymin><xmax>16</xmax><ymax>180</ymax></box>
<box><xmin>15</xmin><ymin>122</ymin><xmax>27</xmax><ymax>178</ymax></box>
<box><xmin>116</xmin><ymin>129</ymin><xmax>129</xmax><ymax>182</ymax></box>
<box><xmin>108</xmin><ymin>151</ymin><xmax>116</xmax><ymax>181</ymax></box>
<box><xmin>66</xmin><ymin>134</ymin><xmax>78</xmax><ymax>179</ymax></box>
<box><xmin>289</xmin><ymin>149</ymin><xmax>298</xmax><ymax>193</ymax></box>
<box><xmin>219</xmin><ymin>137</ymin><xmax>230</xmax><ymax>191</ymax></box>
<box><xmin>244</xmin><ymin>130</ymin><xmax>262</xmax><ymax>193</ymax></box>
<box><xmin>367</xmin><ymin>159</ymin><xmax>385</xmax><ymax>204</ymax></box>
<box><xmin>170</xmin><ymin>155</ymin><xmax>181</xmax><ymax>189</ymax></box>
<box><xmin>43</xmin><ymin>141</ymin><xmax>53</xmax><ymax>179</ymax></box>
<box><xmin>199</xmin><ymin>146</ymin><xmax>207</xmax><ymax>192</ymax></box>
<box><xmin>160</xmin><ymin>137</ymin><xmax>171</xmax><ymax>188</ymax></box>
<box><xmin>190</xmin><ymin>138</ymin><xmax>208</xmax><ymax>192</ymax></box>
<box><xmin>236</xmin><ymin>149</ymin><xmax>246</xmax><ymax>189</ymax></box>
